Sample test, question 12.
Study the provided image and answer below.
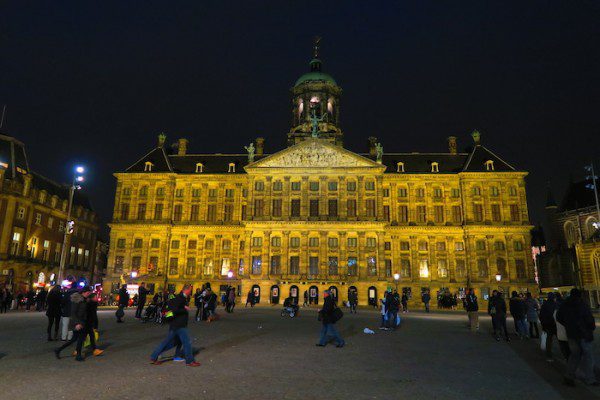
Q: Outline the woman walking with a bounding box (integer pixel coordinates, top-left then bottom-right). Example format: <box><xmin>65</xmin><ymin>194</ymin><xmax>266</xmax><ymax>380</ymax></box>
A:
<box><xmin>525</xmin><ymin>292</ymin><xmax>540</xmax><ymax>339</ymax></box>
<box><xmin>46</xmin><ymin>286</ymin><xmax>62</xmax><ymax>341</ymax></box>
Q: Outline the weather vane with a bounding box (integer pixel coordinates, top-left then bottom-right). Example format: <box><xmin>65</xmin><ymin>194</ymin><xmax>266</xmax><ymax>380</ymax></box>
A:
<box><xmin>313</xmin><ymin>36</ymin><xmax>321</xmax><ymax>58</ymax></box>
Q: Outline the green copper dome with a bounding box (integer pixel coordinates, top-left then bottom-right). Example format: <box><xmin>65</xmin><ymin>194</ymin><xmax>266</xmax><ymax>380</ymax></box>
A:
<box><xmin>294</xmin><ymin>58</ymin><xmax>337</xmax><ymax>86</ymax></box>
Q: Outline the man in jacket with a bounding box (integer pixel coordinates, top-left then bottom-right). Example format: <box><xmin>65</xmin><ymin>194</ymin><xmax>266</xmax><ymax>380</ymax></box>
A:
<box><xmin>488</xmin><ymin>290</ymin><xmax>510</xmax><ymax>342</ymax></box>
<box><xmin>54</xmin><ymin>286</ymin><xmax>92</xmax><ymax>361</ymax></box>
<box><xmin>509</xmin><ymin>291</ymin><xmax>528</xmax><ymax>338</ymax></box>
<box><xmin>316</xmin><ymin>290</ymin><xmax>345</xmax><ymax>347</ymax></box>
<box><xmin>46</xmin><ymin>286</ymin><xmax>62</xmax><ymax>341</ymax></box>
<box><xmin>60</xmin><ymin>281</ymin><xmax>78</xmax><ymax>341</ymax></box>
<box><xmin>385</xmin><ymin>290</ymin><xmax>399</xmax><ymax>330</ymax></box>
<box><xmin>539</xmin><ymin>292</ymin><xmax>558</xmax><ymax>362</ymax></box>
<box><xmin>150</xmin><ymin>284</ymin><xmax>200</xmax><ymax>367</ymax></box>
<box><xmin>465</xmin><ymin>288</ymin><xmax>479</xmax><ymax>332</ymax></box>
<box><xmin>116</xmin><ymin>285</ymin><xmax>129</xmax><ymax>323</ymax></box>
<box><xmin>422</xmin><ymin>290</ymin><xmax>431</xmax><ymax>313</ymax></box>
<box><xmin>556</xmin><ymin>288</ymin><xmax>597</xmax><ymax>386</ymax></box>
<box><xmin>135</xmin><ymin>282</ymin><xmax>149</xmax><ymax>319</ymax></box>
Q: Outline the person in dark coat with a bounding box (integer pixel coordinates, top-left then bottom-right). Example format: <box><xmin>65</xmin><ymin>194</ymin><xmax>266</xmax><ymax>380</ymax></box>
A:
<box><xmin>385</xmin><ymin>290</ymin><xmax>399</xmax><ymax>330</ymax></box>
<box><xmin>303</xmin><ymin>290</ymin><xmax>309</xmax><ymax>307</ymax></box>
<box><xmin>465</xmin><ymin>288</ymin><xmax>479</xmax><ymax>332</ymax></box>
<box><xmin>82</xmin><ymin>292</ymin><xmax>103</xmax><ymax>357</ymax></box>
<box><xmin>54</xmin><ymin>286</ymin><xmax>92</xmax><ymax>361</ymax></box>
<box><xmin>525</xmin><ymin>292</ymin><xmax>540</xmax><ymax>338</ymax></box>
<box><xmin>401</xmin><ymin>292</ymin><xmax>409</xmax><ymax>313</ymax></box>
<box><xmin>116</xmin><ymin>286</ymin><xmax>129</xmax><ymax>323</ymax></box>
<box><xmin>540</xmin><ymin>292</ymin><xmax>558</xmax><ymax>362</ymax></box>
<box><xmin>150</xmin><ymin>284</ymin><xmax>200</xmax><ymax>366</ymax></box>
<box><xmin>316</xmin><ymin>290</ymin><xmax>344</xmax><ymax>347</ymax></box>
<box><xmin>509</xmin><ymin>291</ymin><xmax>528</xmax><ymax>338</ymax></box>
<box><xmin>556</xmin><ymin>288</ymin><xmax>597</xmax><ymax>386</ymax></box>
<box><xmin>245</xmin><ymin>290</ymin><xmax>254</xmax><ymax>308</ymax></box>
<box><xmin>36</xmin><ymin>287</ymin><xmax>47</xmax><ymax>311</ymax></box>
<box><xmin>60</xmin><ymin>283</ymin><xmax>78</xmax><ymax>341</ymax></box>
<box><xmin>348</xmin><ymin>290</ymin><xmax>358</xmax><ymax>314</ymax></box>
<box><xmin>194</xmin><ymin>287</ymin><xmax>204</xmax><ymax>321</ymax></box>
<box><xmin>46</xmin><ymin>286</ymin><xmax>62</xmax><ymax>341</ymax></box>
<box><xmin>25</xmin><ymin>288</ymin><xmax>35</xmax><ymax>311</ymax></box>
<box><xmin>135</xmin><ymin>282</ymin><xmax>149</xmax><ymax>319</ymax></box>
<box><xmin>421</xmin><ymin>290</ymin><xmax>431</xmax><ymax>313</ymax></box>
<box><xmin>488</xmin><ymin>290</ymin><xmax>510</xmax><ymax>342</ymax></box>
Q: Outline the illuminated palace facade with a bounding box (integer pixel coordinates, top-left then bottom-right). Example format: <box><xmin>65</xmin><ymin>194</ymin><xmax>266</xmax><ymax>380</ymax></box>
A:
<box><xmin>106</xmin><ymin>49</ymin><xmax>537</xmax><ymax>305</ymax></box>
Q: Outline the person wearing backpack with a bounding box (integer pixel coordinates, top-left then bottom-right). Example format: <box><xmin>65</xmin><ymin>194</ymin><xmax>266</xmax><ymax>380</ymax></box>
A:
<box><xmin>316</xmin><ymin>290</ymin><xmax>345</xmax><ymax>348</ymax></box>
<box><xmin>150</xmin><ymin>284</ymin><xmax>200</xmax><ymax>367</ymax></box>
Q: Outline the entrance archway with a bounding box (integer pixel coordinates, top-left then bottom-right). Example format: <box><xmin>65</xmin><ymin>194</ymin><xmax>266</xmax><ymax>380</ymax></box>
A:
<box><xmin>289</xmin><ymin>285</ymin><xmax>299</xmax><ymax>300</ymax></box>
<box><xmin>252</xmin><ymin>284</ymin><xmax>261</xmax><ymax>304</ymax></box>
<box><xmin>309</xmin><ymin>285</ymin><xmax>319</xmax><ymax>305</ymax></box>
<box><xmin>328</xmin><ymin>286</ymin><xmax>339</xmax><ymax>302</ymax></box>
<box><xmin>368</xmin><ymin>286</ymin><xmax>378</xmax><ymax>307</ymax></box>
<box><xmin>270</xmin><ymin>285</ymin><xmax>280</xmax><ymax>304</ymax></box>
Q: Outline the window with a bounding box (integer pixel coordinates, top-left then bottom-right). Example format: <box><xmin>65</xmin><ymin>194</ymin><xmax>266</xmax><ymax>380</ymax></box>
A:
<box><xmin>328</xmin><ymin>200</ymin><xmax>338</xmax><ymax>217</ymax></box>
<box><xmin>510</xmin><ymin>204</ymin><xmax>520</xmax><ymax>222</ymax></box>
<box><xmin>398</xmin><ymin>205</ymin><xmax>408</xmax><ymax>222</ymax></box>
<box><xmin>415</xmin><ymin>188</ymin><xmax>425</xmax><ymax>198</ymax></box>
<box><xmin>437</xmin><ymin>260</ymin><xmax>448</xmax><ymax>278</ymax></box>
<box><xmin>436</xmin><ymin>242</ymin><xmax>446</xmax><ymax>251</ymax></box>
<box><xmin>228</xmin><ymin>163</ymin><xmax>235</xmax><ymax>173</ymax></box>
<box><xmin>384</xmin><ymin>259</ymin><xmax>392</xmax><ymax>277</ymax></box>
<box><xmin>208</xmin><ymin>189</ymin><xmax>217</xmax><ymax>197</ymax></box>
<box><xmin>516</xmin><ymin>259</ymin><xmax>526</xmax><ymax>279</ymax></box>
<box><xmin>452</xmin><ymin>205</ymin><xmax>462</xmax><ymax>223</ymax></box>
<box><xmin>149</xmin><ymin>256</ymin><xmax>158</xmax><ymax>272</ymax></box>
<box><xmin>156</xmin><ymin>187</ymin><xmax>165</xmax><ymax>196</ymax></box>
<box><xmin>309</xmin><ymin>200</ymin><xmax>319</xmax><ymax>217</ymax></box>
<box><xmin>252</xmin><ymin>237</ymin><xmax>263</xmax><ymax>247</ymax></box>
<box><xmin>328</xmin><ymin>237</ymin><xmax>338</xmax><ymax>248</ymax></box>
<box><xmin>476</xmin><ymin>240</ymin><xmax>486</xmax><ymax>250</ymax></box>
<box><xmin>173</xmin><ymin>204</ymin><xmax>183</xmax><ymax>221</ymax></box>
<box><xmin>397</xmin><ymin>162</ymin><xmax>404</xmax><ymax>173</ymax></box>
<box><xmin>365</xmin><ymin>181</ymin><xmax>375</xmax><ymax>191</ymax></box>
<box><xmin>34</xmin><ymin>213</ymin><xmax>41</xmax><ymax>225</ymax></box>
<box><xmin>328</xmin><ymin>181</ymin><xmax>338</xmax><ymax>191</ymax></box>
<box><xmin>122</xmin><ymin>187</ymin><xmax>131</xmax><ymax>196</ymax></box>
<box><xmin>451</xmin><ymin>188</ymin><xmax>460</xmax><ymax>198</ymax></box>
<box><xmin>186</xmin><ymin>258</ymin><xmax>196</xmax><ymax>275</ymax></box>
<box><xmin>120</xmin><ymin>203</ymin><xmax>129</xmax><ymax>220</ymax></box>
<box><xmin>485</xmin><ymin>160</ymin><xmax>495</xmax><ymax>171</ymax></box>
<box><xmin>144</xmin><ymin>161</ymin><xmax>153</xmax><ymax>172</ymax></box>
<box><xmin>400</xmin><ymin>241</ymin><xmax>410</xmax><ymax>251</ymax></box>
<box><xmin>272</xmin><ymin>199</ymin><xmax>282</xmax><ymax>217</ymax></box>
<box><xmin>383</xmin><ymin>206</ymin><xmax>390</xmax><ymax>221</ymax></box>
<box><xmin>384</xmin><ymin>241</ymin><xmax>391</xmax><ymax>250</ymax></box>
<box><xmin>253</xmin><ymin>200</ymin><xmax>264</xmax><ymax>217</ymax></box>
<box><xmin>472</xmin><ymin>186</ymin><xmax>481</xmax><ymax>196</ymax></box>
<box><xmin>175</xmin><ymin>188</ymin><xmax>184</xmax><ymax>198</ymax></box>
<box><xmin>151</xmin><ymin>239</ymin><xmax>160</xmax><ymax>248</ymax></box>
<box><xmin>137</xmin><ymin>203</ymin><xmax>146</xmax><ymax>220</ymax></box>
<box><xmin>347</xmin><ymin>199</ymin><xmax>357</xmax><ymax>217</ymax></box>
<box><xmin>348</xmin><ymin>257</ymin><xmax>358</xmax><ymax>276</ymax></box>
<box><xmin>401</xmin><ymin>259</ymin><xmax>411</xmax><ymax>277</ymax></box>
<box><xmin>204</xmin><ymin>258</ymin><xmax>214</xmax><ymax>275</ymax></box>
<box><xmin>366</xmin><ymin>237</ymin><xmax>376</xmax><ymax>248</ymax></box>
<box><xmin>271</xmin><ymin>236</ymin><xmax>281</xmax><ymax>247</ymax></box>
<box><xmin>139</xmin><ymin>186</ymin><xmax>148</xmax><ymax>197</ymax></box>
<box><xmin>239</xmin><ymin>241</ymin><xmax>245</xmax><ymax>250</ymax></box>
<box><xmin>205</xmin><ymin>239</ymin><xmax>214</xmax><ymax>250</ymax></box>
<box><xmin>418</xmin><ymin>241</ymin><xmax>428</xmax><ymax>251</ymax></box>
<box><xmin>290</xmin><ymin>237</ymin><xmax>300</xmax><ymax>248</ymax></box>
<box><xmin>398</xmin><ymin>188</ymin><xmax>408</xmax><ymax>198</ymax></box>
<box><xmin>270</xmin><ymin>256</ymin><xmax>281</xmax><ymax>275</ymax></box>
<box><xmin>514</xmin><ymin>241</ymin><xmax>524</xmax><ymax>251</ymax></box>
<box><xmin>225</xmin><ymin>188</ymin><xmax>234</xmax><ymax>198</ymax></box>
<box><xmin>252</xmin><ymin>256</ymin><xmax>262</xmax><ymax>274</ymax></box>
<box><xmin>114</xmin><ymin>256</ymin><xmax>124</xmax><ymax>273</ymax></box>
<box><xmin>455</xmin><ymin>241</ymin><xmax>464</xmax><ymax>251</ymax></box>
<box><xmin>309</xmin><ymin>257</ymin><xmax>319</xmax><ymax>275</ymax></box>
<box><xmin>289</xmin><ymin>256</ymin><xmax>300</xmax><ymax>275</ymax></box>
<box><xmin>291</xmin><ymin>181</ymin><xmax>301</xmax><ymax>191</ymax></box>
<box><xmin>455</xmin><ymin>259</ymin><xmax>466</xmax><ymax>278</ymax></box>
<box><xmin>195</xmin><ymin>163</ymin><xmax>203</xmax><ymax>173</ymax></box>
<box><xmin>509</xmin><ymin>186</ymin><xmax>518</xmax><ymax>196</ymax></box>
<box><xmin>347</xmin><ymin>237</ymin><xmax>357</xmax><ymax>248</ymax></box>
<box><xmin>131</xmin><ymin>256</ymin><xmax>141</xmax><ymax>269</ymax></box>
<box><xmin>490</xmin><ymin>186</ymin><xmax>499</xmax><ymax>196</ymax></box>
<box><xmin>419</xmin><ymin>260</ymin><xmax>429</xmax><ymax>278</ymax></box>
<box><xmin>328</xmin><ymin>257</ymin><xmax>339</xmax><ymax>275</ymax></box>
<box><xmin>169</xmin><ymin>257</ymin><xmax>179</xmax><ymax>275</ymax></box>
<box><xmin>309</xmin><ymin>181</ymin><xmax>319</xmax><ymax>191</ymax></box>
<box><xmin>433</xmin><ymin>188</ymin><xmax>442</xmax><ymax>198</ymax></box>
<box><xmin>291</xmin><ymin>199</ymin><xmax>301</xmax><ymax>217</ymax></box>
<box><xmin>47</xmin><ymin>216</ymin><xmax>54</xmax><ymax>229</ymax></box>
<box><xmin>434</xmin><ymin>205</ymin><xmax>444</xmax><ymax>223</ymax></box>
<box><xmin>383</xmin><ymin>188</ymin><xmax>390</xmax><ymax>198</ymax></box>
<box><xmin>171</xmin><ymin>240</ymin><xmax>180</xmax><ymax>249</ymax></box>
<box><xmin>309</xmin><ymin>237</ymin><xmax>319</xmax><ymax>247</ymax></box>
<box><xmin>346</xmin><ymin>181</ymin><xmax>356</xmax><ymax>191</ymax></box>
<box><xmin>11</xmin><ymin>232</ymin><xmax>21</xmax><ymax>255</ymax></box>
<box><xmin>473</xmin><ymin>204</ymin><xmax>483</xmax><ymax>222</ymax></box>
<box><xmin>224</xmin><ymin>205</ymin><xmax>233</xmax><ymax>222</ymax></box>
<box><xmin>154</xmin><ymin>203</ymin><xmax>163</xmax><ymax>220</ymax></box>
<box><xmin>254</xmin><ymin>181</ymin><xmax>264</xmax><ymax>191</ymax></box>
<box><xmin>272</xmin><ymin>181</ymin><xmax>282</xmax><ymax>191</ymax></box>
<box><xmin>417</xmin><ymin>205</ymin><xmax>427</xmax><ymax>223</ymax></box>
<box><xmin>192</xmin><ymin>188</ymin><xmax>201</xmax><ymax>198</ymax></box>
<box><xmin>477</xmin><ymin>259</ymin><xmax>488</xmax><ymax>277</ymax></box>
<box><xmin>367</xmin><ymin>256</ymin><xmax>377</xmax><ymax>276</ymax></box>
<box><xmin>133</xmin><ymin>238</ymin><xmax>143</xmax><ymax>248</ymax></box>
<box><xmin>222</xmin><ymin>240</ymin><xmax>231</xmax><ymax>250</ymax></box>
<box><xmin>494</xmin><ymin>241</ymin><xmax>505</xmax><ymax>251</ymax></box>
<box><xmin>491</xmin><ymin>204</ymin><xmax>501</xmax><ymax>222</ymax></box>
<box><xmin>496</xmin><ymin>258</ymin><xmax>507</xmax><ymax>276</ymax></box>
<box><xmin>366</xmin><ymin>199</ymin><xmax>376</xmax><ymax>217</ymax></box>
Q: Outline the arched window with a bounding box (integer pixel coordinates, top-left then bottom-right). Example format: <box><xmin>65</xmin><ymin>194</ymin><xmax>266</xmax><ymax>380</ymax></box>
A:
<box><xmin>397</xmin><ymin>162</ymin><xmax>404</xmax><ymax>173</ymax></box>
<box><xmin>144</xmin><ymin>161</ymin><xmax>153</xmax><ymax>172</ymax></box>
<box><xmin>195</xmin><ymin>163</ymin><xmax>203</xmax><ymax>173</ymax></box>
<box><xmin>585</xmin><ymin>217</ymin><xmax>599</xmax><ymax>239</ymax></box>
<box><xmin>564</xmin><ymin>221</ymin><xmax>577</xmax><ymax>247</ymax></box>
<box><xmin>431</xmin><ymin>162</ymin><xmax>439</xmax><ymax>173</ymax></box>
<box><xmin>485</xmin><ymin>160</ymin><xmax>495</xmax><ymax>171</ymax></box>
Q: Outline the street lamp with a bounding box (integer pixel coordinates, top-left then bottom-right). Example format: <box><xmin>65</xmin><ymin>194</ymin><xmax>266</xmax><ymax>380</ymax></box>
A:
<box><xmin>227</xmin><ymin>270</ymin><xmax>234</xmax><ymax>279</ymax></box>
<box><xmin>57</xmin><ymin>165</ymin><xmax>86</xmax><ymax>284</ymax></box>
<box><xmin>495</xmin><ymin>273</ymin><xmax>502</xmax><ymax>282</ymax></box>
<box><xmin>393</xmin><ymin>273</ymin><xmax>400</xmax><ymax>291</ymax></box>
<box><xmin>131</xmin><ymin>271</ymin><xmax>138</xmax><ymax>279</ymax></box>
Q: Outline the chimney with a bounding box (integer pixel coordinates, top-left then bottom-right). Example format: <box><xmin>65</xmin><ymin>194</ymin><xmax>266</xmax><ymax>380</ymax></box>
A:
<box><xmin>447</xmin><ymin>136</ymin><xmax>457</xmax><ymax>155</ymax></box>
<box><xmin>471</xmin><ymin>130</ymin><xmax>481</xmax><ymax>145</ymax></box>
<box><xmin>177</xmin><ymin>138</ymin><xmax>188</xmax><ymax>156</ymax></box>
<box><xmin>157</xmin><ymin>133</ymin><xmax>166</xmax><ymax>148</ymax></box>
<box><xmin>255</xmin><ymin>137</ymin><xmax>265</xmax><ymax>156</ymax></box>
<box><xmin>368</xmin><ymin>136</ymin><xmax>378</xmax><ymax>156</ymax></box>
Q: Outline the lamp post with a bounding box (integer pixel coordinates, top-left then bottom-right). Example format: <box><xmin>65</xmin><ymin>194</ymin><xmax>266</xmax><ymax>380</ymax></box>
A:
<box><xmin>57</xmin><ymin>166</ymin><xmax>85</xmax><ymax>284</ymax></box>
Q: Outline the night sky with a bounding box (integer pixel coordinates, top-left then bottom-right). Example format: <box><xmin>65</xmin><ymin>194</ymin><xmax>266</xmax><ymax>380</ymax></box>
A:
<box><xmin>1</xmin><ymin>2</ymin><xmax>599</xmax><ymax>237</ymax></box>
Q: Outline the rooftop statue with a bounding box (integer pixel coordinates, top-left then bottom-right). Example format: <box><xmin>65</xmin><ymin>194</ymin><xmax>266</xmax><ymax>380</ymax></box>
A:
<box><xmin>244</xmin><ymin>143</ymin><xmax>255</xmax><ymax>163</ymax></box>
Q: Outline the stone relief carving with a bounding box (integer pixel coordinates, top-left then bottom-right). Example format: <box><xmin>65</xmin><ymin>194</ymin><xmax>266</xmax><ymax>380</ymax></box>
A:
<box><xmin>257</xmin><ymin>141</ymin><xmax>373</xmax><ymax>168</ymax></box>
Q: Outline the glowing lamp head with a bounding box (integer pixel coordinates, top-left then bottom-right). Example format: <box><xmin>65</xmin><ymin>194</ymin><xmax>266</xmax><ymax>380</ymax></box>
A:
<box><xmin>78</xmin><ymin>281</ymin><xmax>86</xmax><ymax>287</ymax></box>
<box><xmin>227</xmin><ymin>271</ymin><xmax>233</xmax><ymax>278</ymax></box>
<box><xmin>495</xmin><ymin>274</ymin><xmax>502</xmax><ymax>282</ymax></box>
<box><xmin>75</xmin><ymin>166</ymin><xmax>85</xmax><ymax>174</ymax></box>
<box><xmin>393</xmin><ymin>273</ymin><xmax>400</xmax><ymax>281</ymax></box>
<box><xmin>131</xmin><ymin>271</ymin><xmax>138</xmax><ymax>278</ymax></box>
<box><xmin>76</xmin><ymin>176</ymin><xmax>84</xmax><ymax>182</ymax></box>
<box><xmin>61</xmin><ymin>279</ymin><xmax>72</xmax><ymax>288</ymax></box>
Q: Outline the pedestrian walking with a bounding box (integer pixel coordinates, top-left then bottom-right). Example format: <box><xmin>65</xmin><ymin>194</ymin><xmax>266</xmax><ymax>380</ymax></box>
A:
<box><xmin>316</xmin><ymin>290</ymin><xmax>344</xmax><ymax>347</ymax></box>
<box><xmin>556</xmin><ymin>288</ymin><xmax>597</xmax><ymax>387</ymax></box>
<box><xmin>194</xmin><ymin>287</ymin><xmax>204</xmax><ymax>321</ymax></box>
<box><xmin>421</xmin><ymin>290</ymin><xmax>431</xmax><ymax>313</ymax></box>
<box><xmin>227</xmin><ymin>286</ymin><xmax>236</xmax><ymax>313</ymax></box>
<box><xmin>525</xmin><ymin>292</ymin><xmax>540</xmax><ymax>338</ymax></box>
<box><xmin>303</xmin><ymin>290</ymin><xmax>308</xmax><ymax>307</ymax></box>
<box><xmin>401</xmin><ymin>291</ymin><xmax>409</xmax><ymax>313</ymax></box>
<box><xmin>379</xmin><ymin>293</ymin><xmax>387</xmax><ymax>330</ymax></box>
<box><xmin>509</xmin><ymin>291</ymin><xmax>528</xmax><ymax>338</ymax></box>
<box><xmin>54</xmin><ymin>286</ymin><xmax>94</xmax><ymax>361</ymax></box>
<box><xmin>60</xmin><ymin>282</ymin><xmax>78</xmax><ymax>341</ymax></box>
<box><xmin>539</xmin><ymin>292</ymin><xmax>558</xmax><ymax>362</ymax></box>
<box><xmin>386</xmin><ymin>290</ymin><xmax>399</xmax><ymax>330</ymax></box>
<box><xmin>116</xmin><ymin>285</ymin><xmax>129</xmax><ymax>323</ymax></box>
<box><xmin>135</xmin><ymin>282</ymin><xmax>149</xmax><ymax>319</ymax></box>
<box><xmin>150</xmin><ymin>284</ymin><xmax>200</xmax><ymax>367</ymax></box>
<box><xmin>245</xmin><ymin>290</ymin><xmax>254</xmax><ymax>308</ymax></box>
<box><xmin>36</xmin><ymin>287</ymin><xmax>47</xmax><ymax>311</ymax></box>
<box><xmin>465</xmin><ymin>288</ymin><xmax>479</xmax><ymax>332</ymax></box>
<box><xmin>348</xmin><ymin>290</ymin><xmax>358</xmax><ymax>314</ymax></box>
<box><xmin>46</xmin><ymin>285</ymin><xmax>62</xmax><ymax>341</ymax></box>
<box><xmin>488</xmin><ymin>290</ymin><xmax>510</xmax><ymax>342</ymax></box>
<box><xmin>25</xmin><ymin>288</ymin><xmax>35</xmax><ymax>311</ymax></box>
<box><xmin>554</xmin><ymin>293</ymin><xmax>571</xmax><ymax>360</ymax></box>
<box><xmin>0</xmin><ymin>287</ymin><xmax>7</xmax><ymax>314</ymax></box>
<box><xmin>82</xmin><ymin>291</ymin><xmax>103</xmax><ymax>357</ymax></box>
<box><xmin>204</xmin><ymin>288</ymin><xmax>218</xmax><ymax>321</ymax></box>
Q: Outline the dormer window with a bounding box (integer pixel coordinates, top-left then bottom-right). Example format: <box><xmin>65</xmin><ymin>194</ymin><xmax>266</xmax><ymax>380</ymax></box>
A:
<box><xmin>144</xmin><ymin>161</ymin><xmax>153</xmax><ymax>172</ymax></box>
<box><xmin>397</xmin><ymin>162</ymin><xmax>404</xmax><ymax>173</ymax></box>
<box><xmin>485</xmin><ymin>160</ymin><xmax>494</xmax><ymax>171</ymax></box>
<box><xmin>195</xmin><ymin>163</ymin><xmax>203</xmax><ymax>173</ymax></box>
<box><xmin>228</xmin><ymin>163</ymin><xmax>235</xmax><ymax>173</ymax></box>
<box><xmin>431</xmin><ymin>162</ymin><xmax>439</xmax><ymax>173</ymax></box>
